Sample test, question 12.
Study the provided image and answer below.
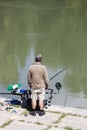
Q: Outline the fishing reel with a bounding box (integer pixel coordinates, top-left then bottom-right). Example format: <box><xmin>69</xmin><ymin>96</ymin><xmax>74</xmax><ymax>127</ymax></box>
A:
<box><xmin>55</xmin><ymin>82</ymin><xmax>62</xmax><ymax>93</ymax></box>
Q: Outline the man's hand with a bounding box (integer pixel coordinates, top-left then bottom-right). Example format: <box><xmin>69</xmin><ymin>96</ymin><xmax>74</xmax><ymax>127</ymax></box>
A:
<box><xmin>45</xmin><ymin>84</ymin><xmax>48</xmax><ymax>90</ymax></box>
<box><xmin>28</xmin><ymin>85</ymin><xmax>31</xmax><ymax>89</ymax></box>
<box><xmin>28</xmin><ymin>82</ymin><xmax>32</xmax><ymax>89</ymax></box>
<box><xmin>29</xmin><ymin>85</ymin><xmax>32</xmax><ymax>89</ymax></box>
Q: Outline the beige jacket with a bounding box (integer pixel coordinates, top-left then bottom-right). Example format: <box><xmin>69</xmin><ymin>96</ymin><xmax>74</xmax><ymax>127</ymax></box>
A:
<box><xmin>27</xmin><ymin>62</ymin><xmax>49</xmax><ymax>90</ymax></box>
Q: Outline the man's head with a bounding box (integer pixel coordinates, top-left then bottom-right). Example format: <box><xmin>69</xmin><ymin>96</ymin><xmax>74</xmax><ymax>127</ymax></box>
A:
<box><xmin>35</xmin><ymin>54</ymin><xmax>42</xmax><ymax>62</ymax></box>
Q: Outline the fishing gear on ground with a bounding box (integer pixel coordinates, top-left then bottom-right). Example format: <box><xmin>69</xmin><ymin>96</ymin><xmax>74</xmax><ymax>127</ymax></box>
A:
<box><xmin>0</xmin><ymin>69</ymin><xmax>66</xmax><ymax>109</ymax></box>
<box><xmin>0</xmin><ymin>82</ymin><xmax>62</xmax><ymax>109</ymax></box>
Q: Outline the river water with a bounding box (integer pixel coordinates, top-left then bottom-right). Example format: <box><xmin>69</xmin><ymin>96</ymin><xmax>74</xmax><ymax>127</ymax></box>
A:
<box><xmin>0</xmin><ymin>0</ymin><xmax>87</xmax><ymax>109</ymax></box>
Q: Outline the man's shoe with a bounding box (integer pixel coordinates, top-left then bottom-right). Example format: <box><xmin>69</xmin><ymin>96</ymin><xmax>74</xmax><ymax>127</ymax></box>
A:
<box><xmin>29</xmin><ymin>110</ymin><xmax>36</xmax><ymax>116</ymax></box>
<box><xmin>39</xmin><ymin>110</ymin><xmax>45</xmax><ymax>116</ymax></box>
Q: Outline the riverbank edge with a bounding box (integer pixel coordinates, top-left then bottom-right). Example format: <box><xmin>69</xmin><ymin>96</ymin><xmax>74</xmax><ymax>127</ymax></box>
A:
<box><xmin>0</xmin><ymin>96</ymin><xmax>87</xmax><ymax>117</ymax></box>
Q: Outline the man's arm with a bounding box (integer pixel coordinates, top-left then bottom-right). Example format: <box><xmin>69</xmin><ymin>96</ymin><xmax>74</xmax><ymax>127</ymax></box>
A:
<box><xmin>44</xmin><ymin>66</ymin><xmax>49</xmax><ymax>89</ymax></box>
<box><xmin>27</xmin><ymin>69</ymin><xmax>32</xmax><ymax>88</ymax></box>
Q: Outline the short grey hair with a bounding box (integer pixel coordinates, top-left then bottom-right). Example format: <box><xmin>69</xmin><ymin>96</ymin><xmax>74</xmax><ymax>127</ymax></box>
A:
<box><xmin>35</xmin><ymin>54</ymin><xmax>42</xmax><ymax>62</ymax></box>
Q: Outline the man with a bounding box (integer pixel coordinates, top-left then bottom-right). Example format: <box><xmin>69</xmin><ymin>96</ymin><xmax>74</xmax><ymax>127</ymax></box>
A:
<box><xmin>27</xmin><ymin>54</ymin><xmax>49</xmax><ymax>116</ymax></box>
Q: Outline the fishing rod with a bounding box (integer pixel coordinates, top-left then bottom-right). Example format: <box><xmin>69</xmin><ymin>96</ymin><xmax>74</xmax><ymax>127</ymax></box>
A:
<box><xmin>49</xmin><ymin>68</ymin><xmax>67</xmax><ymax>93</ymax></box>
<box><xmin>0</xmin><ymin>92</ymin><xmax>22</xmax><ymax>96</ymax></box>
<box><xmin>50</xmin><ymin>68</ymin><xmax>67</xmax><ymax>81</ymax></box>
<box><xmin>0</xmin><ymin>90</ymin><xmax>23</xmax><ymax>96</ymax></box>
<box><xmin>64</xmin><ymin>91</ymin><xmax>68</xmax><ymax>107</ymax></box>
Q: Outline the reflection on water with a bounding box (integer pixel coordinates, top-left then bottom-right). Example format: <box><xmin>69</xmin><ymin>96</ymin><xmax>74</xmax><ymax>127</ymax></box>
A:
<box><xmin>0</xmin><ymin>0</ymin><xmax>87</xmax><ymax>108</ymax></box>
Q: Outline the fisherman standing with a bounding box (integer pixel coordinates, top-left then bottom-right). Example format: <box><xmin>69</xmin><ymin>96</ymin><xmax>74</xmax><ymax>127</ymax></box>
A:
<box><xmin>27</xmin><ymin>54</ymin><xmax>49</xmax><ymax>116</ymax></box>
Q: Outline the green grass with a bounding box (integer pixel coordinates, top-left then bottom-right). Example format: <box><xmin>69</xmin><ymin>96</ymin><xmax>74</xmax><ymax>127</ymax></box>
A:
<box><xmin>18</xmin><ymin>120</ymin><xmax>25</xmax><ymax>122</ymax></box>
<box><xmin>43</xmin><ymin>125</ymin><xmax>52</xmax><ymax>130</ymax></box>
<box><xmin>64</xmin><ymin>126</ymin><xmax>74</xmax><ymax>130</ymax></box>
<box><xmin>64</xmin><ymin>127</ymin><xmax>81</xmax><ymax>130</ymax></box>
<box><xmin>12</xmin><ymin>105</ymin><xmax>21</xmax><ymax>108</ymax></box>
<box><xmin>68</xmin><ymin>113</ymin><xmax>81</xmax><ymax>117</ymax></box>
<box><xmin>0</xmin><ymin>120</ymin><xmax>13</xmax><ymax>128</ymax></box>
<box><xmin>20</xmin><ymin>110</ymin><xmax>28</xmax><ymax>116</ymax></box>
<box><xmin>53</xmin><ymin>113</ymin><xmax>66</xmax><ymax>124</ymax></box>
<box><xmin>84</xmin><ymin>116</ymin><xmax>87</xmax><ymax>118</ymax></box>
<box><xmin>47</xmin><ymin>110</ymin><xmax>62</xmax><ymax>114</ymax></box>
<box><xmin>35</xmin><ymin>122</ymin><xmax>44</xmax><ymax>125</ymax></box>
